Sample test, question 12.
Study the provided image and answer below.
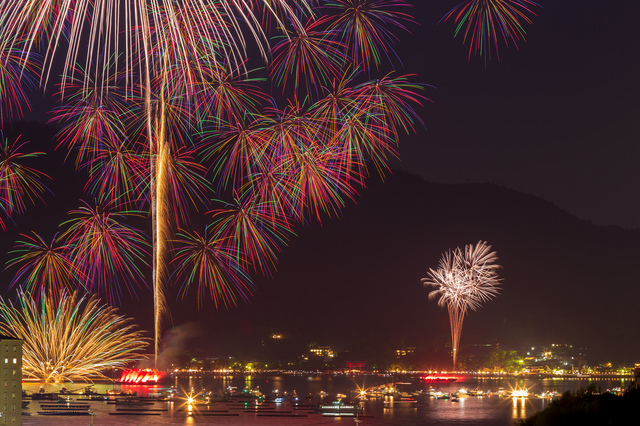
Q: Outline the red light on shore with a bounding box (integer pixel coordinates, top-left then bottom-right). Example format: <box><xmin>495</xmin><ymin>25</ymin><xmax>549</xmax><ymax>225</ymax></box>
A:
<box><xmin>119</xmin><ymin>368</ymin><xmax>164</xmax><ymax>384</ymax></box>
<box><xmin>421</xmin><ymin>375</ymin><xmax>460</xmax><ymax>383</ymax></box>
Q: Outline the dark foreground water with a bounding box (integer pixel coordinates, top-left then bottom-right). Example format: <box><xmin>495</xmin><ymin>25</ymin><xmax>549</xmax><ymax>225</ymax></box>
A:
<box><xmin>22</xmin><ymin>374</ymin><xmax>633</xmax><ymax>425</ymax></box>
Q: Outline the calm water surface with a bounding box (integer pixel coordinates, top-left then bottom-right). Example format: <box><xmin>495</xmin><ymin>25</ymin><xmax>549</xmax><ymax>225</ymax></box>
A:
<box><xmin>21</xmin><ymin>375</ymin><xmax>633</xmax><ymax>425</ymax></box>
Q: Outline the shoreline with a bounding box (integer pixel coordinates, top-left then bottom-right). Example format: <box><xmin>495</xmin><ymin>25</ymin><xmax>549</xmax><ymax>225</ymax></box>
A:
<box><xmin>21</xmin><ymin>370</ymin><xmax>634</xmax><ymax>387</ymax></box>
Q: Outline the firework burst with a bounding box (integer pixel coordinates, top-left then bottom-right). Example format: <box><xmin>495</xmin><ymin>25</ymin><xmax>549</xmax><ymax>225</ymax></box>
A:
<box><xmin>5</xmin><ymin>232</ymin><xmax>83</xmax><ymax>300</ymax></box>
<box><xmin>60</xmin><ymin>201</ymin><xmax>149</xmax><ymax>305</ymax></box>
<box><xmin>0</xmin><ymin>291</ymin><xmax>148</xmax><ymax>383</ymax></box>
<box><xmin>441</xmin><ymin>0</ymin><xmax>540</xmax><ymax>62</ymax></box>
<box><xmin>320</xmin><ymin>0</ymin><xmax>414</xmax><ymax>72</ymax></box>
<box><xmin>0</xmin><ymin>39</ymin><xmax>39</xmax><ymax>123</ymax></box>
<box><xmin>421</xmin><ymin>241</ymin><xmax>501</xmax><ymax>370</ymax></box>
<box><xmin>0</xmin><ymin>135</ymin><xmax>50</xmax><ymax>230</ymax></box>
<box><xmin>210</xmin><ymin>192</ymin><xmax>295</xmax><ymax>277</ymax></box>
<box><xmin>49</xmin><ymin>65</ymin><xmax>134</xmax><ymax>169</ymax></box>
<box><xmin>171</xmin><ymin>226</ymin><xmax>254</xmax><ymax>309</ymax></box>
<box><xmin>1</xmin><ymin>1</ymin><xmax>425</xmax><ymax>368</ymax></box>
<box><xmin>269</xmin><ymin>18</ymin><xmax>345</xmax><ymax>98</ymax></box>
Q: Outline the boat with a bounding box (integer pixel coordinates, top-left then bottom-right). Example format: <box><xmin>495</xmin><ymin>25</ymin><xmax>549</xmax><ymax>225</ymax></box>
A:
<box><xmin>30</xmin><ymin>389</ymin><xmax>62</xmax><ymax>401</ymax></box>
<box><xmin>496</xmin><ymin>388</ymin><xmax>509</xmax><ymax>397</ymax></box>
<box><xmin>113</xmin><ymin>397</ymin><xmax>154</xmax><ymax>406</ymax></box>
<box><xmin>511</xmin><ymin>389</ymin><xmax>529</xmax><ymax>398</ymax></box>
<box><xmin>207</xmin><ymin>393</ymin><xmax>230</xmax><ymax>402</ymax></box>
<box><xmin>452</xmin><ymin>388</ymin><xmax>469</xmax><ymax>398</ymax></box>
<box><xmin>537</xmin><ymin>391</ymin><xmax>561</xmax><ymax>399</ymax></box>
<box><xmin>77</xmin><ymin>395</ymin><xmax>107</xmax><ymax>401</ymax></box>
<box><xmin>233</xmin><ymin>387</ymin><xmax>262</xmax><ymax>399</ymax></box>
<box><xmin>384</xmin><ymin>393</ymin><xmax>418</xmax><ymax>406</ymax></box>
<box><xmin>107</xmin><ymin>389</ymin><xmax>137</xmax><ymax>397</ymax></box>
<box><xmin>314</xmin><ymin>400</ymin><xmax>364</xmax><ymax>416</ymax></box>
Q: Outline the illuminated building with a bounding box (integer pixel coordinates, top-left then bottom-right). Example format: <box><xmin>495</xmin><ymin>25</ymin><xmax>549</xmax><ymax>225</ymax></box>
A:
<box><xmin>0</xmin><ymin>336</ymin><xmax>22</xmax><ymax>424</ymax></box>
<box><xmin>395</xmin><ymin>347</ymin><xmax>416</xmax><ymax>357</ymax></box>
<box><xmin>309</xmin><ymin>346</ymin><xmax>334</xmax><ymax>358</ymax></box>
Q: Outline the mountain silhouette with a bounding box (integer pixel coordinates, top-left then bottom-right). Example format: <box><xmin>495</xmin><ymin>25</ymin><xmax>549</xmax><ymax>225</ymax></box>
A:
<box><xmin>201</xmin><ymin>171</ymin><xmax>640</xmax><ymax>366</ymax></box>
<box><xmin>1</xmin><ymin>121</ymin><xmax>637</xmax><ymax>367</ymax></box>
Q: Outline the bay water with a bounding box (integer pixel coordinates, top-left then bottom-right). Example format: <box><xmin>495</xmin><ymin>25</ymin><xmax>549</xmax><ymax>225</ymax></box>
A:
<box><xmin>21</xmin><ymin>374</ymin><xmax>633</xmax><ymax>425</ymax></box>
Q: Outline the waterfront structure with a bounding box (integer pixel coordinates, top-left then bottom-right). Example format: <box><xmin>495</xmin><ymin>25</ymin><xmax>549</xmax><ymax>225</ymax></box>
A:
<box><xmin>396</xmin><ymin>347</ymin><xmax>416</xmax><ymax>357</ymax></box>
<box><xmin>522</xmin><ymin>344</ymin><xmax>589</xmax><ymax>374</ymax></box>
<box><xmin>310</xmin><ymin>346</ymin><xmax>334</xmax><ymax>359</ymax></box>
<box><xmin>0</xmin><ymin>335</ymin><xmax>21</xmax><ymax>424</ymax></box>
<box><xmin>345</xmin><ymin>361</ymin><xmax>366</xmax><ymax>374</ymax></box>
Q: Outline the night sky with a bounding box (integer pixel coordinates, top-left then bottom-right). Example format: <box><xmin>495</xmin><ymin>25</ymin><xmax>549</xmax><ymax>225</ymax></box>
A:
<box><xmin>4</xmin><ymin>0</ymin><xmax>640</xmax><ymax>367</ymax></box>
<box><xmin>400</xmin><ymin>0</ymin><xmax>640</xmax><ymax>230</ymax></box>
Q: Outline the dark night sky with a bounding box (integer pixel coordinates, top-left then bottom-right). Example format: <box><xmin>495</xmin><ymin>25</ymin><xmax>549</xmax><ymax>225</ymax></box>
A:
<box><xmin>400</xmin><ymin>0</ymin><xmax>640</xmax><ymax>229</ymax></box>
<box><xmin>4</xmin><ymin>0</ymin><xmax>640</xmax><ymax>367</ymax></box>
<box><xmin>169</xmin><ymin>0</ymin><xmax>640</xmax><ymax>365</ymax></box>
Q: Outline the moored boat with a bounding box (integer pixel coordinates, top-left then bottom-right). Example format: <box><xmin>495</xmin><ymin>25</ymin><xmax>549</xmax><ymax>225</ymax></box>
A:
<box><xmin>315</xmin><ymin>400</ymin><xmax>363</xmax><ymax>416</ymax></box>
<box><xmin>511</xmin><ymin>389</ymin><xmax>529</xmax><ymax>398</ymax></box>
<box><xmin>384</xmin><ymin>393</ymin><xmax>418</xmax><ymax>406</ymax></box>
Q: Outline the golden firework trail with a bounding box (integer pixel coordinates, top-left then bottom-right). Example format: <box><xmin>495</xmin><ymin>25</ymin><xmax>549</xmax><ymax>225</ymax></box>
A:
<box><xmin>152</xmin><ymin>67</ymin><xmax>171</xmax><ymax>364</ymax></box>
<box><xmin>0</xmin><ymin>291</ymin><xmax>148</xmax><ymax>383</ymax></box>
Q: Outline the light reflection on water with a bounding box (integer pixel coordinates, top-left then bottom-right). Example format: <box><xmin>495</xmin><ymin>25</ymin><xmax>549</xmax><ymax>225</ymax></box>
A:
<box><xmin>21</xmin><ymin>376</ymin><xmax>632</xmax><ymax>425</ymax></box>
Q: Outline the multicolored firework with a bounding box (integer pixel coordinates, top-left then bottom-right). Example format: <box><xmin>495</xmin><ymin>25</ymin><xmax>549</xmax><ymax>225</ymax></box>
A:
<box><xmin>0</xmin><ymin>1</ymin><xmax>426</xmax><ymax>368</ymax></box>
<box><xmin>0</xmin><ymin>135</ymin><xmax>49</xmax><ymax>230</ymax></box>
<box><xmin>269</xmin><ymin>18</ymin><xmax>345</xmax><ymax>97</ymax></box>
<box><xmin>198</xmin><ymin>62</ymin><xmax>268</xmax><ymax>129</ymax></box>
<box><xmin>5</xmin><ymin>232</ymin><xmax>83</xmax><ymax>300</ymax></box>
<box><xmin>50</xmin><ymin>65</ymin><xmax>134</xmax><ymax>169</ymax></box>
<box><xmin>171</xmin><ymin>226</ymin><xmax>254</xmax><ymax>309</ymax></box>
<box><xmin>0</xmin><ymin>40</ymin><xmax>38</xmax><ymax>123</ymax></box>
<box><xmin>421</xmin><ymin>241</ymin><xmax>502</xmax><ymax>370</ymax></box>
<box><xmin>0</xmin><ymin>291</ymin><xmax>148</xmax><ymax>383</ymax></box>
<box><xmin>319</xmin><ymin>0</ymin><xmax>414</xmax><ymax>72</ymax></box>
<box><xmin>209</xmin><ymin>192</ymin><xmax>295</xmax><ymax>277</ymax></box>
<box><xmin>60</xmin><ymin>202</ymin><xmax>149</xmax><ymax>305</ymax></box>
<box><xmin>441</xmin><ymin>0</ymin><xmax>540</xmax><ymax>62</ymax></box>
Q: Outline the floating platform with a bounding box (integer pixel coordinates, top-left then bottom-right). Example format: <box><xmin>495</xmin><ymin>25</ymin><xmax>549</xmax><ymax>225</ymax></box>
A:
<box><xmin>38</xmin><ymin>411</ymin><xmax>90</xmax><ymax>416</ymax></box>
<box><xmin>109</xmin><ymin>412</ymin><xmax>161</xmax><ymax>416</ymax></box>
